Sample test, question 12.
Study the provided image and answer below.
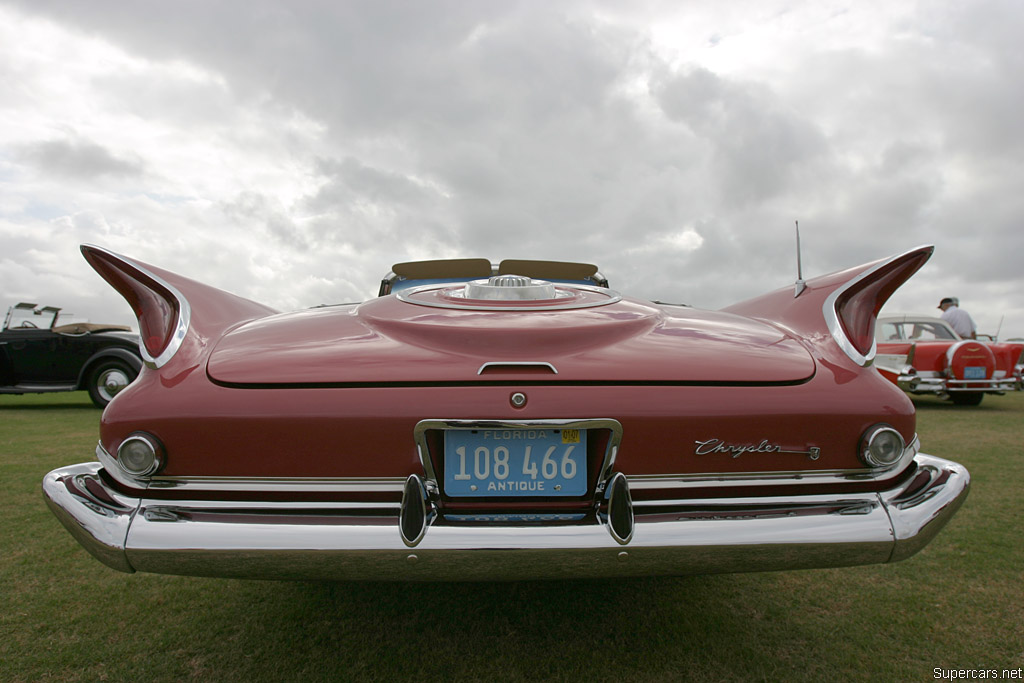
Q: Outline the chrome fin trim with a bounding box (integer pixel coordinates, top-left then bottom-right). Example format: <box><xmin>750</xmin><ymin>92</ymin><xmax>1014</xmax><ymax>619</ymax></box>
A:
<box><xmin>81</xmin><ymin>244</ymin><xmax>191</xmax><ymax>370</ymax></box>
<box><xmin>823</xmin><ymin>245</ymin><xmax>932</xmax><ymax>367</ymax></box>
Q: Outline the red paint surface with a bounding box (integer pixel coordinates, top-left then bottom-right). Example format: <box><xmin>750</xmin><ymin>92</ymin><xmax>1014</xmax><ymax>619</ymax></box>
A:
<box><xmin>206</xmin><ymin>295</ymin><xmax>815</xmax><ymax>385</ymax></box>
<box><xmin>91</xmin><ymin>247</ymin><xmax>929</xmax><ymax>502</ymax></box>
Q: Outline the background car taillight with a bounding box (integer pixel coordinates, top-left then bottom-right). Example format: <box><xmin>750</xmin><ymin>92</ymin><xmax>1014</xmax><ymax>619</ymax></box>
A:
<box><xmin>116</xmin><ymin>433</ymin><xmax>165</xmax><ymax>477</ymax></box>
<box><xmin>859</xmin><ymin>425</ymin><xmax>905</xmax><ymax>467</ymax></box>
<box><xmin>81</xmin><ymin>244</ymin><xmax>190</xmax><ymax>369</ymax></box>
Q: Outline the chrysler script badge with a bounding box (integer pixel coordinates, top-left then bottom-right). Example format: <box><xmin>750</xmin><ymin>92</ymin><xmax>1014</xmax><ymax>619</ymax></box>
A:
<box><xmin>695</xmin><ymin>438</ymin><xmax>821</xmax><ymax>461</ymax></box>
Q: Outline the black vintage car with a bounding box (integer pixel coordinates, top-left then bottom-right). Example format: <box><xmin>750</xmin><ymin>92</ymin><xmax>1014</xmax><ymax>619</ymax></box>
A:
<box><xmin>1</xmin><ymin>303</ymin><xmax>142</xmax><ymax>408</ymax></box>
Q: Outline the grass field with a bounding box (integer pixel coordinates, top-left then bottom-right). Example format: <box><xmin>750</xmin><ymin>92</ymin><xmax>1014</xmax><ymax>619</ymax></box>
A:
<box><xmin>2</xmin><ymin>390</ymin><xmax>1022</xmax><ymax>682</ymax></box>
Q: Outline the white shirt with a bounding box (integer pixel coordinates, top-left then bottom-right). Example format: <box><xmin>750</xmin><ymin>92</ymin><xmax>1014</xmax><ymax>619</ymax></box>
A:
<box><xmin>941</xmin><ymin>306</ymin><xmax>976</xmax><ymax>338</ymax></box>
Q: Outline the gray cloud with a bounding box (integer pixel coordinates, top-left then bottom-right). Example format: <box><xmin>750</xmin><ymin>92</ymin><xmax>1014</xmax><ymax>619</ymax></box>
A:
<box><xmin>2</xmin><ymin>1</ymin><xmax>1023</xmax><ymax>337</ymax></box>
<box><xmin>15</xmin><ymin>137</ymin><xmax>144</xmax><ymax>180</ymax></box>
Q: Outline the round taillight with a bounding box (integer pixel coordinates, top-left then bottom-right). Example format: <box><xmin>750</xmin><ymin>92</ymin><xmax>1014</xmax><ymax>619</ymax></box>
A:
<box><xmin>117</xmin><ymin>433</ymin><xmax>164</xmax><ymax>476</ymax></box>
<box><xmin>859</xmin><ymin>425</ymin><xmax>905</xmax><ymax>467</ymax></box>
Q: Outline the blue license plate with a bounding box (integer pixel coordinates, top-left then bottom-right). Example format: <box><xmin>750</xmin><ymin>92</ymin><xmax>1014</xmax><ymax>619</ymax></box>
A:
<box><xmin>444</xmin><ymin>428</ymin><xmax>587</xmax><ymax>497</ymax></box>
<box><xmin>964</xmin><ymin>366</ymin><xmax>986</xmax><ymax>379</ymax></box>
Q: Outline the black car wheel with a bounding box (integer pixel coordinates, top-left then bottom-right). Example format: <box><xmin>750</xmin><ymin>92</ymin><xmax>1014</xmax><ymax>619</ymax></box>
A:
<box><xmin>87</xmin><ymin>360</ymin><xmax>137</xmax><ymax>408</ymax></box>
<box><xmin>950</xmin><ymin>392</ymin><xmax>984</xmax><ymax>406</ymax></box>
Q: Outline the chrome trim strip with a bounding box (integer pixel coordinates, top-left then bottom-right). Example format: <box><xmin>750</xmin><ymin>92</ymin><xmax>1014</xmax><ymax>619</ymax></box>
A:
<box><xmin>98</xmin><ymin>441</ymin><xmax>407</xmax><ymax>494</ymax></box>
<box><xmin>477</xmin><ymin>361</ymin><xmax>558</xmax><ymax>375</ymax></box>
<box><xmin>629</xmin><ymin>435</ymin><xmax>919</xmax><ymax>492</ymax></box>
<box><xmin>823</xmin><ymin>245</ymin><xmax>932</xmax><ymax>367</ymax></box>
<box><xmin>43</xmin><ymin>453</ymin><xmax>969</xmax><ymax>580</ymax></box>
<box><xmin>140</xmin><ymin>499</ymin><xmax>400</xmax><ymax>512</ymax></box>
<box><xmin>101</xmin><ymin>430</ymin><xmax>916</xmax><ymax>497</ymax></box>
<box><xmin>824</xmin><ymin>289</ymin><xmax>875</xmax><ymax>367</ymax></box>
<box><xmin>413</xmin><ymin>418</ymin><xmax>623</xmax><ymax>495</ymax></box>
<box><xmin>147</xmin><ymin>476</ymin><xmax>408</xmax><ymax>493</ymax></box>
<box><xmin>82</xmin><ymin>244</ymin><xmax>192</xmax><ymax>370</ymax></box>
<box><xmin>95</xmin><ymin>427</ymin><xmax>928</xmax><ymax>518</ymax></box>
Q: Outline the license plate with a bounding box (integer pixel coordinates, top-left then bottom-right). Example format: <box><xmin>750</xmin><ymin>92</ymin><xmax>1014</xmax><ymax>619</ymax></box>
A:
<box><xmin>964</xmin><ymin>366</ymin><xmax>986</xmax><ymax>379</ymax></box>
<box><xmin>444</xmin><ymin>429</ymin><xmax>587</xmax><ymax>497</ymax></box>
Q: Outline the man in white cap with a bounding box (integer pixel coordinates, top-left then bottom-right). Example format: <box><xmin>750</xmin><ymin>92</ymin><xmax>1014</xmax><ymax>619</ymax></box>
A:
<box><xmin>938</xmin><ymin>297</ymin><xmax>977</xmax><ymax>339</ymax></box>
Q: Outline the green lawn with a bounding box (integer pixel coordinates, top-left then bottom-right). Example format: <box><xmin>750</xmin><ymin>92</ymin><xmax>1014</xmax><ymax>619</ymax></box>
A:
<box><xmin>2</xmin><ymin>390</ymin><xmax>1021</xmax><ymax>682</ymax></box>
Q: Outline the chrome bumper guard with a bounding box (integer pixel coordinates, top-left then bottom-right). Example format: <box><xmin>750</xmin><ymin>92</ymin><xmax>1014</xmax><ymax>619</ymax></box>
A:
<box><xmin>43</xmin><ymin>454</ymin><xmax>969</xmax><ymax>581</ymax></box>
<box><xmin>898</xmin><ymin>374</ymin><xmax>1022</xmax><ymax>393</ymax></box>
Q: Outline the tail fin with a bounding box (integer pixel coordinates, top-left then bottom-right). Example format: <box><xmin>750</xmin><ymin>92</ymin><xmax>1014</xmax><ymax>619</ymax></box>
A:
<box><xmin>725</xmin><ymin>245</ymin><xmax>934</xmax><ymax>367</ymax></box>
<box><xmin>81</xmin><ymin>245</ymin><xmax>278</xmax><ymax>369</ymax></box>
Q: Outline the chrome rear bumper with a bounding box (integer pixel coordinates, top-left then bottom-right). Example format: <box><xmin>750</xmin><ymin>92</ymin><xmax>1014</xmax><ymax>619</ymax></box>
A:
<box><xmin>43</xmin><ymin>454</ymin><xmax>969</xmax><ymax>581</ymax></box>
<box><xmin>897</xmin><ymin>373</ymin><xmax>1022</xmax><ymax>393</ymax></box>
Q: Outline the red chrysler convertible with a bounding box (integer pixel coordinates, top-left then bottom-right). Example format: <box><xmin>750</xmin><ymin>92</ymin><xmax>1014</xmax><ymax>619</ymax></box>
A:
<box><xmin>43</xmin><ymin>244</ymin><xmax>969</xmax><ymax>581</ymax></box>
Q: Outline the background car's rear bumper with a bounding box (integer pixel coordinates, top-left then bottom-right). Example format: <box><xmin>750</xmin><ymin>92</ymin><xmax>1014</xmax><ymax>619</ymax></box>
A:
<box><xmin>43</xmin><ymin>454</ymin><xmax>969</xmax><ymax>581</ymax></box>
<box><xmin>897</xmin><ymin>373</ymin><xmax>1022</xmax><ymax>393</ymax></box>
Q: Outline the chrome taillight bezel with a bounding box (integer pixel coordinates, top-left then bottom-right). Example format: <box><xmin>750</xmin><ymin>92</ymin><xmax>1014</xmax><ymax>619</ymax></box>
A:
<box><xmin>116</xmin><ymin>433</ymin><xmax>165</xmax><ymax>477</ymax></box>
<box><xmin>859</xmin><ymin>425</ymin><xmax>905</xmax><ymax>468</ymax></box>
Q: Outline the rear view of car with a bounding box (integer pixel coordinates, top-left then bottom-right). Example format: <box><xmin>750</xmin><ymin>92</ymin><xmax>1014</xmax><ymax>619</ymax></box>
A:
<box><xmin>876</xmin><ymin>315</ymin><xmax>1024</xmax><ymax>405</ymax></box>
<box><xmin>42</xmin><ymin>244</ymin><xmax>969</xmax><ymax>581</ymax></box>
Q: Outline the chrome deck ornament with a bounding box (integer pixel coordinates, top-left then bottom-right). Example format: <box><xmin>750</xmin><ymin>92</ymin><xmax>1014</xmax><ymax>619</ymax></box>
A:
<box><xmin>464</xmin><ymin>274</ymin><xmax>560</xmax><ymax>301</ymax></box>
<box><xmin>396</xmin><ymin>280</ymin><xmax>621</xmax><ymax>311</ymax></box>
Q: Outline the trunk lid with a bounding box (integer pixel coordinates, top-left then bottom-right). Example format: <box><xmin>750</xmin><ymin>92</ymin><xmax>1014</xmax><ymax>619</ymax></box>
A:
<box><xmin>207</xmin><ymin>294</ymin><xmax>815</xmax><ymax>385</ymax></box>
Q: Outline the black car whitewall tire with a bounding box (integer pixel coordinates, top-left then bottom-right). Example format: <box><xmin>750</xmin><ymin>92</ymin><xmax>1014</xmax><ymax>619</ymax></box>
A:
<box><xmin>87</xmin><ymin>359</ymin><xmax>137</xmax><ymax>408</ymax></box>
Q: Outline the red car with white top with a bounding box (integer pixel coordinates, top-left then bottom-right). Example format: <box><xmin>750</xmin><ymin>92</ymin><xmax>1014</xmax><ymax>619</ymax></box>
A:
<box><xmin>875</xmin><ymin>315</ymin><xmax>1023</xmax><ymax>406</ymax></box>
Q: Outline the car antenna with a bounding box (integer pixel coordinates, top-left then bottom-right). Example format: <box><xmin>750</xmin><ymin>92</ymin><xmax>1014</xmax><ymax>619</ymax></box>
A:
<box><xmin>794</xmin><ymin>220</ymin><xmax>806</xmax><ymax>297</ymax></box>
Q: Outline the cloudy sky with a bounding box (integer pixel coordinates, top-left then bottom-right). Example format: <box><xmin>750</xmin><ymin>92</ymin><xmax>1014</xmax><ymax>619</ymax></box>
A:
<box><xmin>2</xmin><ymin>1</ymin><xmax>1022</xmax><ymax>339</ymax></box>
